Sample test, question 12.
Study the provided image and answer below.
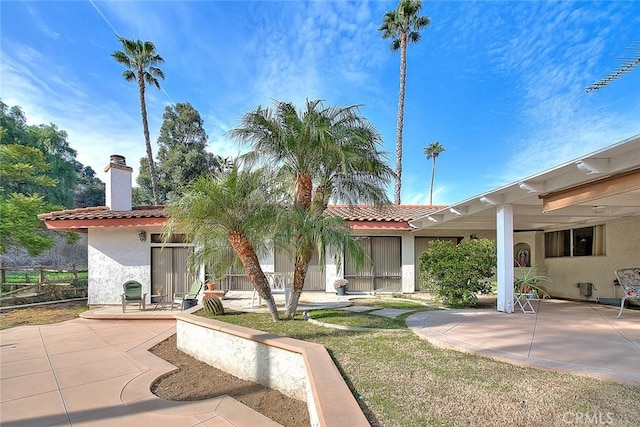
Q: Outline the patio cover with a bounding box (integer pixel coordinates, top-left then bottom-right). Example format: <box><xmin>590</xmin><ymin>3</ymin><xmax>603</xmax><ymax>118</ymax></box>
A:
<box><xmin>410</xmin><ymin>134</ymin><xmax>640</xmax><ymax>313</ymax></box>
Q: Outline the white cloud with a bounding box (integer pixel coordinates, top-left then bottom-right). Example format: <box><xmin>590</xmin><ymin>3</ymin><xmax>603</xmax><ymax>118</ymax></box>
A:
<box><xmin>479</xmin><ymin>1</ymin><xmax>640</xmax><ymax>187</ymax></box>
<box><xmin>0</xmin><ymin>43</ymin><xmax>147</xmax><ymax>183</ymax></box>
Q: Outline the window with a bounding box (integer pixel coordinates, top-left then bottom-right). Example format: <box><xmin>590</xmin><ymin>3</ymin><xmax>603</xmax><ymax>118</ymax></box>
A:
<box><xmin>545</xmin><ymin>225</ymin><xmax>605</xmax><ymax>258</ymax></box>
<box><xmin>344</xmin><ymin>236</ymin><xmax>402</xmax><ymax>292</ymax></box>
<box><xmin>150</xmin><ymin>233</ymin><xmax>187</xmax><ymax>244</ymax></box>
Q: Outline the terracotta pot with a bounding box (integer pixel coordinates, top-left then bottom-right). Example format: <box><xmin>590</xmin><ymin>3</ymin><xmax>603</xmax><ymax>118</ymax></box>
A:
<box><xmin>207</xmin><ymin>283</ymin><xmax>216</xmax><ymax>291</ymax></box>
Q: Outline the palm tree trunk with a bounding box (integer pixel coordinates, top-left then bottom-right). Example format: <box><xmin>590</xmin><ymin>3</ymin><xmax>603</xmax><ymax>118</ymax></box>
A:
<box><xmin>429</xmin><ymin>157</ymin><xmax>436</xmax><ymax>205</ymax></box>
<box><xmin>137</xmin><ymin>71</ymin><xmax>160</xmax><ymax>205</ymax></box>
<box><xmin>294</xmin><ymin>172</ymin><xmax>313</xmax><ymax>209</ymax></box>
<box><xmin>394</xmin><ymin>32</ymin><xmax>408</xmax><ymax>205</ymax></box>
<box><xmin>285</xmin><ymin>245</ymin><xmax>313</xmax><ymax>319</ymax></box>
<box><xmin>228</xmin><ymin>233</ymin><xmax>279</xmax><ymax>321</ymax></box>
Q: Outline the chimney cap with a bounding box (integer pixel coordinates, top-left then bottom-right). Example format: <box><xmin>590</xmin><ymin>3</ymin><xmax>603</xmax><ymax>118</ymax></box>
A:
<box><xmin>104</xmin><ymin>154</ymin><xmax>133</xmax><ymax>173</ymax></box>
<box><xmin>110</xmin><ymin>154</ymin><xmax>126</xmax><ymax>166</ymax></box>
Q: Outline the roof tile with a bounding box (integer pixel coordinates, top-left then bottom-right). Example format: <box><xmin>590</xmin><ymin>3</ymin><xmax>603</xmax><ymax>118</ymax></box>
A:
<box><xmin>38</xmin><ymin>206</ymin><xmax>168</xmax><ymax>221</ymax></box>
<box><xmin>39</xmin><ymin>204</ymin><xmax>441</xmax><ymax>224</ymax></box>
<box><xmin>324</xmin><ymin>205</ymin><xmax>442</xmax><ymax>222</ymax></box>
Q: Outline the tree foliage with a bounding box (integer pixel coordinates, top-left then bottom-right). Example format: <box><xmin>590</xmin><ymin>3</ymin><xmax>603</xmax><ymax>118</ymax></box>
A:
<box><xmin>75</xmin><ymin>165</ymin><xmax>105</xmax><ymax>208</ymax></box>
<box><xmin>0</xmin><ymin>101</ymin><xmax>104</xmax><ymax>256</ymax></box>
<box><xmin>165</xmin><ymin>164</ymin><xmax>280</xmax><ymax>320</ymax></box>
<box><xmin>418</xmin><ymin>238</ymin><xmax>496</xmax><ymax>306</ymax></box>
<box><xmin>423</xmin><ymin>141</ymin><xmax>445</xmax><ymax>205</ymax></box>
<box><xmin>379</xmin><ymin>0</ymin><xmax>430</xmax><ymax>204</ymax></box>
<box><xmin>28</xmin><ymin>124</ymin><xmax>78</xmax><ymax>207</ymax></box>
<box><xmin>135</xmin><ymin>102</ymin><xmax>224</xmax><ymax>204</ymax></box>
<box><xmin>0</xmin><ymin>144</ymin><xmax>61</xmax><ymax>256</ymax></box>
<box><xmin>0</xmin><ymin>144</ymin><xmax>57</xmax><ymax>194</ymax></box>
<box><xmin>231</xmin><ymin>99</ymin><xmax>393</xmax><ymax>318</ymax></box>
<box><xmin>112</xmin><ymin>37</ymin><xmax>165</xmax><ymax>205</ymax></box>
<box><xmin>0</xmin><ymin>193</ymin><xmax>59</xmax><ymax>256</ymax></box>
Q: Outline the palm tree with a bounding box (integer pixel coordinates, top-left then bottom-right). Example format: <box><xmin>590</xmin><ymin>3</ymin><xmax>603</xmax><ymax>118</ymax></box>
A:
<box><xmin>423</xmin><ymin>141</ymin><xmax>445</xmax><ymax>205</ymax></box>
<box><xmin>165</xmin><ymin>165</ymin><xmax>281</xmax><ymax>321</ymax></box>
<box><xmin>379</xmin><ymin>0</ymin><xmax>430</xmax><ymax>205</ymax></box>
<box><xmin>230</xmin><ymin>99</ymin><xmax>393</xmax><ymax>318</ymax></box>
<box><xmin>112</xmin><ymin>37</ymin><xmax>165</xmax><ymax>205</ymax></box>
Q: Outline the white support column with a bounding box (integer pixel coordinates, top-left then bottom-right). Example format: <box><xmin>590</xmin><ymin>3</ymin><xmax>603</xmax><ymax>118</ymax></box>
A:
<box><xmin>401</xmin><ymin>234</ymin><xmax>415</xmax><ymax>293</ymax></box>
<box><xmin>496</xmin><ymin>204</ymin><xmax>514</xmax><ymax>313</ymax></box>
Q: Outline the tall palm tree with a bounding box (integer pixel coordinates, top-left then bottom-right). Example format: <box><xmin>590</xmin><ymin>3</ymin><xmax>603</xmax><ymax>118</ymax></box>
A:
<box><xmin>112</xmin><ymin>37</ymin><xmax>165</xmax><ymax>205</ymax></box>
<box><xmin>379</xmin><ymin>0</ymin><xmax>430</xmax><ymax>205</ymax></box>
<box><xmin>423</xmin><ymin>141</ymin><xmax>445</xmax><ymax>205</ymax></box>
<box><xmin>230</xmin><ymin>99</ymin><xmax>393</xmax><ymax>318</ymax></box>
<box><xmin>165</xmin><ymin>165</ymin><xmax>281</xmax><ymax>321</ymax></box>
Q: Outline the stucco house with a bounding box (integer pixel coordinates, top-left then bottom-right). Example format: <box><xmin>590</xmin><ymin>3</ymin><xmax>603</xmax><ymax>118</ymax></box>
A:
<box><xmin>38</xmin><ymin>155</ymin><xmax>461</xmax><ymax>306</ymax></box>
<box><xmin>39</xmin><ymin>134</ymin><xmax>639</xmax><ymax>311</ymax></box>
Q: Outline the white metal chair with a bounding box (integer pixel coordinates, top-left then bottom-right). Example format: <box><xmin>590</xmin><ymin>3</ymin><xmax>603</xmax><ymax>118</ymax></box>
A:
<box><xmin>514</xmin><ymin>291</ymin><xmax>537</xmax><ymax>314</ymax></box>
<box><xmin>615</xmin><ymin>268</ymin><xmax>640</xmax><ymax>318</ymax></box>
<box><xmin>251</xmin><ymin>272</ymin><xmax>292</xmax><ymax>309</ymax></box>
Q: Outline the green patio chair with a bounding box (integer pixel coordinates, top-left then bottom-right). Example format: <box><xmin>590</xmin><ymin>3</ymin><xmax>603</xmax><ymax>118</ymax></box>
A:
<box><xmin>121</xmin><ymin>280</ymin><xmax>147</xmax><ymax>312</ymax></box>
<box><xmin>172</xmin><ymin>280</ymin><xmax>203</xmax><ymax>310</ymax></box>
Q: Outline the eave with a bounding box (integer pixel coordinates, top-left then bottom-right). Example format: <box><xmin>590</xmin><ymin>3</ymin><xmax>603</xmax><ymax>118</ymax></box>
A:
<box><xmin>42</xmin><ymin>217</ymin><xmax>167</xmax><ymax>232</ymax></box>
<box><xmin>348</xmin><ymin>221</ymin><xmax>415</xmax><ymax>231</ymax></box>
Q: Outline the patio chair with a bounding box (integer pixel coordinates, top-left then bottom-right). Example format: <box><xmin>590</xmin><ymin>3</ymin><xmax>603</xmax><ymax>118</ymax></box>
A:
<box><xmin>251</xmin><ymin>272</ymin><xmax>292</xmax><ymax>309</ymax></box>
<box><xmin>172</xmin><ymin>280</ymin><xmax>203</xmax><ymax>310</ymax></box>
<box><xmin>615</xmin><ymin>268</ymin><xmax>640</xmax><ymax>318</ymax></box>
<box><xmin>121</xmin><ymin>280</ymin><xmax>147</xmax><ymax>312</ymax></box>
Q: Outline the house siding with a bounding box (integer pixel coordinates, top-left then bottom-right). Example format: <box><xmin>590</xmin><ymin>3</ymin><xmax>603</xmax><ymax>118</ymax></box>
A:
<box><xmin>544</xmin><ymin>215</ymin><xmax>640</xmax><ymax>301</ymax></box>
<box><xmin>88</xmin><ymin>228</ymin><xmax>153</xmax><ymax>305</ymax></box>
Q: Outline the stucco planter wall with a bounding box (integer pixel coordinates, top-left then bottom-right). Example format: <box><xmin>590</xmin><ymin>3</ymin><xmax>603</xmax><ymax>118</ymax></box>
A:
<box><xmin>176</xmin><ymin>316</ymin><xmax>308</xmax><ymax>401</ymax></box>
<box><xmin>175</xmin><ymin>312</ymin><xmax>369</xmax><ymax>427</ymax></box>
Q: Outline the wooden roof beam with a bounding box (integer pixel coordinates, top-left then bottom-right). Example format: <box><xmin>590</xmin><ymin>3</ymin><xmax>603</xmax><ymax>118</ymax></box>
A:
<box><xmin>541</xmin><ymin>169</ymin><xmax>640</xmax><ymax>212</ymax></box>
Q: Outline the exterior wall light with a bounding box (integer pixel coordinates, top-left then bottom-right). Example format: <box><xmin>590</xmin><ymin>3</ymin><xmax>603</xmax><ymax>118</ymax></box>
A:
<box><xmin>138</xmin><ymin>230</ymin><xmax>147</xmax><ymax>242</ymax></box>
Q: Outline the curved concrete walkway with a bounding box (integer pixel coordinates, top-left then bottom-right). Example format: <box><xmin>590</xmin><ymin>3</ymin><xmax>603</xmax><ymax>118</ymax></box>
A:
<box><xmin>0</xmin><ymin>318</ymin><xmax>282</xmax><ymax>427</ymax></box>
<box><xmin>406</xmin><ymin>299</ymin><xmax>640</xmax><ymax>385</ymax></box>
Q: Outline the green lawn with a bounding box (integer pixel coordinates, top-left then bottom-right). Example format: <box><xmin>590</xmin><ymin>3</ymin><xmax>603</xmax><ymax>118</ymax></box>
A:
<box><xmin>1</xmin><ymin>271</ymin><xmax>88</xmax><ymax>293</ymax></box>
<box><xmin>2</xmin><ymin>270</ymin><xmax>88</xmax><ymax>284</ymax></box>
<box><xmin>308</xmin><ymin>298</ymin><xmax>437</xmax><ymax>329</ymax></box>
<box><xmin>198</xmin><ymin>306</ymin><xmax>640</xmax><ymax>426</ymax></box>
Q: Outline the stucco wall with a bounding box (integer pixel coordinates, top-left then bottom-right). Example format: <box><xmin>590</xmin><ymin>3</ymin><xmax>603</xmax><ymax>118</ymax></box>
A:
<box><xmin>176</xmin><ymin>318</ymin><xmax>309</xmax><ymax>401</ymax></box>
<box><xmin>544</xmin><ymin>216</ymin><xmax>640</xmax><ymax>300</ymax></box>
<box><xmin>175</xmin><ymin>313</ymin><xmax>370</xmax><ymax>427</ymax></box>
<box><xmin>88</xmin><ymin>227</ymin><xmax>151</xmax><ymax>305</ymax></box>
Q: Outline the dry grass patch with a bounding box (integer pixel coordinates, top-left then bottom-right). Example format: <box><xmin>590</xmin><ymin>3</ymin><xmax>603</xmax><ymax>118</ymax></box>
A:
<box><xmin>0</xmin><ymin>301</ymin><xmax>87</xmax><ymax>330</ymax></box>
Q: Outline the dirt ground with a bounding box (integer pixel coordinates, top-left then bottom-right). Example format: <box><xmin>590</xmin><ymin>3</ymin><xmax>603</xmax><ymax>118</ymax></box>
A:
<box><xmin>149</xmin><ymin>334</ymin><xmax>310</xmax><ymax>427</ymax></box>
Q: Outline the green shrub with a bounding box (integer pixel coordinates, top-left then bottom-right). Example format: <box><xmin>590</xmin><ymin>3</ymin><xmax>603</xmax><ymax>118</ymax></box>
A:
<box><xmin>418</xmin><ymin>238</ymin><xmax>496</xmax><ymax>306</ymax></box>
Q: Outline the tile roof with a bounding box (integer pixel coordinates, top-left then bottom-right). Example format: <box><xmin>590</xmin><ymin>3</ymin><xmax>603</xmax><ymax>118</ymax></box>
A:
<box><xmin>37</xmin><ymin>206</ymin><xmax>168</xmax><ymax>221</ymax></box>
<box><xmin>38</xmin><ymin>204</ymin><xmax>442</xmax><ymax>224</ymax></box>
<box><xmin>324</xmin><ymin>205</ymin><xmax>443</xmax><ymax>223</ymax></box>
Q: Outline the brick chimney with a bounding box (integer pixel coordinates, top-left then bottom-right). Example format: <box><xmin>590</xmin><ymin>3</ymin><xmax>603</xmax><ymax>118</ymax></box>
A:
<box><xmin>104</xmin><ymin>154</ymin><xmax>132</xmax><ymax>211</ymax></box>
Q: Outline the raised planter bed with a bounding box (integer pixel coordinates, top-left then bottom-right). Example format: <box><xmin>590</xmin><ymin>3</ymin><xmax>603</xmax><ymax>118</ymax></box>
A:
<box><xmin>174</xmin><ymin>310</ymin><xmax>369</xmax><ymax>427</ymax></box>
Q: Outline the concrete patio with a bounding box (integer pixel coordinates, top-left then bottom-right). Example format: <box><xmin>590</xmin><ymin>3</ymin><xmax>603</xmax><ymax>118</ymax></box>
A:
<box><xmin>2</xmin><ymin>293</ymin><xmax>638</xmax><ymax>426</ymax></box>
<box><xmin>407</xmin><ymin>298</ymin><xmax>640</xmax><ymax>385</ymax></box>
<box><xmin>0</xmin><ymin>318</ymin><xmax>282</xmax><ymax>427</ymax></box>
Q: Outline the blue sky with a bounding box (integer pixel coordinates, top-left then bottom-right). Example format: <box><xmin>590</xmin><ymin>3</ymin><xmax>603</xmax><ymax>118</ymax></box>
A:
<box><xmin>1</xmin><ymin>1</ymin><xmax>639</xmax><ymax>205</ymax></box>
